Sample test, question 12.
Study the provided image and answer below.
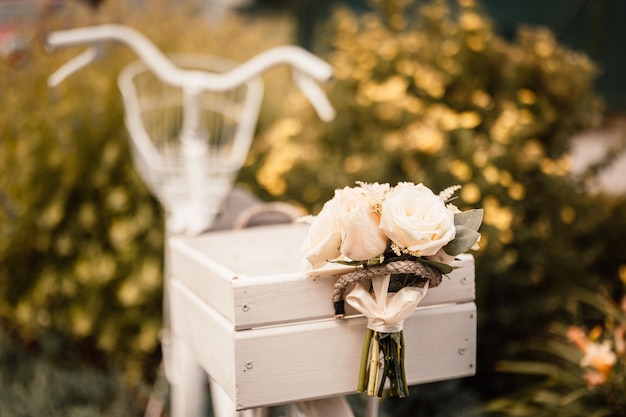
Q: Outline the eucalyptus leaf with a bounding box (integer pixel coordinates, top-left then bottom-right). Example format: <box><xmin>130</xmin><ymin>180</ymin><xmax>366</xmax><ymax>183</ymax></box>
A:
<box><xmin>443</xmin><ymin>225</ymin><xmax>480</xmax><ymax>256</ymax></box>
<box><xmin>454</xmin><ymin>209</ymin><xmax>484</xmax><ymax>231</ymax></box>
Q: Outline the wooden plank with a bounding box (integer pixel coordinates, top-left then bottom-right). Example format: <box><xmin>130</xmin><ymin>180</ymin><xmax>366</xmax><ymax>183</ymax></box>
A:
<box><xmin>234</xmin><ymin>302</ymin><xmax>476</xmax><ymax>409</ymax></box>
<box><xmin>172</xmin><ymin>223</ymin><xmax>309</xmax><ymax>277</ymax></box>
<box><xmin>167</xmin><ymin>224</ymin><xmax>308</xmax><ymax>322</ymax></box>
<box><xmin>168</xmin><ymin>236</ymin><xmax>236</xmax><ymax>322</ymax></box>
<box><xmin>168</xmin><ymin>278</ymin><xmax>237</xmax><ymax>401</ymax></box>
<box><xmin>170</xmin><ymin>271</ymin><xmax>476</xmax><ymax>410</ymax></box>
<box><xmin>232</xmin><ymin>255</ymin><xmax>474</xmax><ymax>329</ymax></box>
<box><xmin>170</xmin><ymin>223</ymin><xmax>475</xmax><ymax>329</ymax></box>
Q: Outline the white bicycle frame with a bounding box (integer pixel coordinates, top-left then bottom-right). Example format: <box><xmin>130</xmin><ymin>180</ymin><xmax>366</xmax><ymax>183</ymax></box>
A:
<box><xmin>49</xmin><ymin>24</ymin><xmax>335</xmax><ymax>235</ymax></box>
<box><xmin>47</xmin><ymin>24</ymin><xmax>379</xmax><ymax>417</ymax></box>
<box><xmin>47</xmin><ymin>25</ymin><xmax>335</xmax><ymax>120</ymax></box>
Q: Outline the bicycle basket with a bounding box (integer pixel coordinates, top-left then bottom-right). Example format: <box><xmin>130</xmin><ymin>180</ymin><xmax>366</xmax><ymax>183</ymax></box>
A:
<box><xmin>118</xmin><ymin>54</ymin><xmax>264</xmax><ymax>234</ymax></box>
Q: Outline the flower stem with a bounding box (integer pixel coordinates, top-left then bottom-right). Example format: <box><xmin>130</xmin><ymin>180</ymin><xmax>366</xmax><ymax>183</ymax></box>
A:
<box><xmin>399</xmin><ymin>331</ymin><xmax>409</xmax><ymax>396</ymax></box>
<box><xmin>367</xmin><ymin>332</ymin><xmax>380</xmax><ymax>396</ymax></box>
<box><xmin>378</xmin><ymin>337</ymin><xmax>390</xmax><ymax>397</ymax></box>
<box><xmin>357</xmin><ymin>328</ymin><xmax>374</xmax><ymax>392</ymax></box>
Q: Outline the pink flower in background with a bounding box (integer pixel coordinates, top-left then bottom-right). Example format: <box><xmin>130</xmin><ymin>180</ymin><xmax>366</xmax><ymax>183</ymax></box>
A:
<box><xmin>583</xmin><ymin>370</ymin><xmax>608</xmax><ymax>387</ymax></box>
<box><xmin>567</xmin><ymin>325</ymin><xmax>589</xmax><ymax>351</ymax></box>
<box><xmin>580</xmin><ymin>340</ymin><xmax>617</xmax><ymax>380</ymax></box>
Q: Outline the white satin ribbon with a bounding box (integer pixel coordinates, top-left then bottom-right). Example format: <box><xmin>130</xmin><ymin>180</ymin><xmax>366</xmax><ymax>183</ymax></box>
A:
<box><xmin>345</xmin><ymin>274</ymin><xmax>428</xmax><ymax>333</ymax></box>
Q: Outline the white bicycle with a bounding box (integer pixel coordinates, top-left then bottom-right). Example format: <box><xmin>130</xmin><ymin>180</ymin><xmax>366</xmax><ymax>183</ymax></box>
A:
<box><xmin>48</xmin><ymin>24</ymin><xmax>378</xmax><ymax>417</ymax></box>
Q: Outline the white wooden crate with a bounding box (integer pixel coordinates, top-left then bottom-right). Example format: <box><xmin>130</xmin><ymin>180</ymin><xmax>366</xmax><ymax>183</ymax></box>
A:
<box><xmin>168</xmin><ymin>223</ymin><xmax>476</xmax><ymax>410</ymax></box>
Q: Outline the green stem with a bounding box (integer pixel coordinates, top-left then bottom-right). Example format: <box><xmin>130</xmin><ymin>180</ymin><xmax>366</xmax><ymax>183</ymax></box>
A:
<box><xmin>357</xmin><ymin>328</ymin><xmax>374</xmax><ymax>392</ymax></box>
<box><xmin>378</xmin><ymin>338</ymin><xmax>390</xmax><ymax>397</ymax></box>
<box><xmin>399</xmin><ymin>331</ymin><xmax>409</xmax><ymax>397</ymax></box>
<box><xmin>367</xmin><ymin>332</ymin><xmax>380</xmax><ymax>396</ymax></box>
<box><xmin>389</xmin><ymin>336</ymin><xmax>399</xmax><ymax>396</ymax></box>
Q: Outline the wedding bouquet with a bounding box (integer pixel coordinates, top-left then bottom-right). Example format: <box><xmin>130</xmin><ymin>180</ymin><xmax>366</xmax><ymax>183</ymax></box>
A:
<box><xmin>301</xmin><ymin>181</ymin><xmax>482</xmax><ymax>397</ymax></box>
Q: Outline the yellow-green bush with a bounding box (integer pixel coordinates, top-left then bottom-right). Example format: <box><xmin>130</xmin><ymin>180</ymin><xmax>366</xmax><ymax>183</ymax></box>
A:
<box><xmin>238</xmin><ymin>0</ymin><xmax>626</xmax><ymax>400</ymax></box>
<box><xmin>3</xmin><ymin>0</ymin><xmax>626</xmax><ymax>410</ymax></box>
<box><xmin>0</xmin><ymin>0</ymin><xmax>295</xmax><ymax>384</ymax></box>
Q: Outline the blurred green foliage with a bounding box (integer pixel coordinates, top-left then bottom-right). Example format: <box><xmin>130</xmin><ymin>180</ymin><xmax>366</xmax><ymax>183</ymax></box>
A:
<box><xmin>0</xmin><ymin>8</ymin><xmax>164</xmax><ymax>385</ymax></box>
<box><xmin>0</xmin><ymin>0</ymin><xmax>295</xmax><ymax>387</ymax></box>
<box><xmin>2</xmin><ymin>0</ymin><xmax>626</xmax><ymax>414</ymax></box>
<box><xmin>240</xmin><ymin>0</ymin><xmax>626</xmax><ymax>401</ymax></box>
<box><xmin>485</xmin><ymin>283</ymin><xmax>626</xmax><ymax>416</ymax></box>
<box><xmin>0</xmin><ymin>327</ymin><xmax>144</xmax><ymax>416</ymax></box>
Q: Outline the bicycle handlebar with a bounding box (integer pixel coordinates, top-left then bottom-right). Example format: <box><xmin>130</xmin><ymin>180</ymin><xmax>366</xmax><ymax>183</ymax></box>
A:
<box><xmin>47</xmin><ymin>24</ymin><xmax>335</xmax><ymax>120</ymax></box>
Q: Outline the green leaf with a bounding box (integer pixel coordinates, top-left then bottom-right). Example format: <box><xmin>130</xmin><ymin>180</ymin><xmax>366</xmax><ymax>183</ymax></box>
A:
<box><xmin>443</xmin><ymin>225</ymin><xmax>481</xmax><ymax>256</ymax></box>
<box><xmin>590</xmin><ymin>408</ymin><xmax>616</xmax><ymax>417</ymax></box>
<box><xmin>495</xmin><ymin>360</ymin><xmax>562</xmax><ymax>376</ymax></box>
<box><xmin>560</xmin><ymin>387</ymin><xmax>593</xmax><ymax>406</ymax></box>
<box><xmin>454</xmin><ymin>208</ymin><xmax>483</xmax><ymax>231</ymax></box>
<box><xmin>331</xmin><ymin>259</ymin><xmax>365</xmax><ymax>266</ymax></box>
<box><xmin>533</xmin><ymin>389</ymin><xmax>565</xmax><ymax>406</ymax></box>
<box><xmin>366</xmin><ymin>256</ymin><xmax>384</xmax><ymax>266</ymax></box>
<box><xmin>331</xmin><ymin>256</ymin><xmax>384</xmax><ymax>267</ymax></box>
<box><xmin>417</xmin><ymin>258</ymin><xmax>454</xmax><ymax>274</ymax></box>
<box><xmin>572</xmin><ymin>287</ymin><xmax>626</xmax><ymax>324</ymax></box>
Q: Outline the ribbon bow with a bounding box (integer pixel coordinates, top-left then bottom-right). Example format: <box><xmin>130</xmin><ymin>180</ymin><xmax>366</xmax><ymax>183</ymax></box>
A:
<box><xmin>345</xmin><ymin>274</ymin><xmax>429</xmax><ymax>333</ymax></box>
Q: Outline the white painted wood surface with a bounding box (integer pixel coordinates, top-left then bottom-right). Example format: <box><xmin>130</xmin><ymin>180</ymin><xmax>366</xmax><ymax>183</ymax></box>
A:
<box><xmin>169</xmin><ymin>223</ymin><xmax>475</xmax><ymax>329</ymax></box>
<box><xmin>167</xmin><ymin>223</ymin><xmax>478</xmax><ymax>410</ymax></box>
<box><xmin>170</xmin><ymin>277</ymin><xmax>476</xmax><ymax>409</ymax></box>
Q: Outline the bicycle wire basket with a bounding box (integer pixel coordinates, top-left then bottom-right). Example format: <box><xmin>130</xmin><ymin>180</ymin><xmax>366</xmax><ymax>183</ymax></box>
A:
<box><xmin>118</xmin><ymin>53</ymin><xmax>264</xmax><ymax>234</ymax></box>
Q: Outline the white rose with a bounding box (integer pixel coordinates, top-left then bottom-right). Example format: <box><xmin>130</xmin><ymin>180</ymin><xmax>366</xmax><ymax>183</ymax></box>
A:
<box><xmin>379</xmin><ymin>182</ymin><xmax>456</xmax><ymax>257</ymax></box>
<box><xmin>336</xmin><ymin>186</ymin><xmax>388</xmax><ymax>262</ymax></box>
<box><xmin>301</xmin><ymin>196</ymin><xmax>342</xmax><ymax>269</ymax></box>
<box><xmin>302</xmin><ymin>185</ymin><xmax>389</xmax><ymax>268</ymax></box>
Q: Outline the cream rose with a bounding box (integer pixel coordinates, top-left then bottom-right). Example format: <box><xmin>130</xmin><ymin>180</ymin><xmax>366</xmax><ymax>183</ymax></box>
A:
<box><xmin>379</xmin><ymin>182</ymin><xmax>455</xmax><ymax>257</ymax></box>
<box><xmin>302</xmin><ymin>185</ymin><xmax>388</xmax><ymax>268</ymax></box>
<box><xmin>337</xmin><ymin>185</ymin><xmax>388</xmax><ymax>262</ymax></box>
<box><xmin>301</xmin><ymin>196</ymin><xmax>342</xmax><ymax>269</ymax></box>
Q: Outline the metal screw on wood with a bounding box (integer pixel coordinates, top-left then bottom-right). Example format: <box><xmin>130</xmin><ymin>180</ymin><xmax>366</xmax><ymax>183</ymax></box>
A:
<box><xmin>242</xmin><ymin>304</ymin><xmax>249</xmax><ymax>312</ymax></box>
<box><xmin>245</xmin><ymin>361</ymin><xmax>254</xmax><ymax>370</ymax></box>
<box><xmin>458</xmin><ymin>347</ymin><xmax>466</xmax><ymax>355</ymax></box>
